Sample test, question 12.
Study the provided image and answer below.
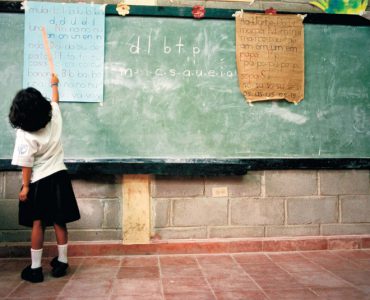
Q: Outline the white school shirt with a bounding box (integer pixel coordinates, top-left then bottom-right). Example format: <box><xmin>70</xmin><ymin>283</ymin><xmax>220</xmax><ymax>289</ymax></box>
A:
<box><xmin>11</xmin><ymin>102</ymin><xmax>67</xmax><ymax>183</ymax></box>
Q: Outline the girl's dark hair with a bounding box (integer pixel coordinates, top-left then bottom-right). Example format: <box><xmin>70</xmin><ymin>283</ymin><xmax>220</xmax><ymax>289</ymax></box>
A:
<box><xmin>9</xmin><ymin>87</ymin><xmax>52</xmax><ymax>132</ymax></box>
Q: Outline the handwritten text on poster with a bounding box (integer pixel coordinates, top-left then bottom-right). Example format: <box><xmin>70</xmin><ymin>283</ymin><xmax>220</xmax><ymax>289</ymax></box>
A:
<box><xmin>235</xmin><ymin>13</ymin><xmax>304</xmax><ymax>104</ymax></box>
<box><xmin>23</xmin><ymin>2</ymin><xmax>105</xmax><ymax>102</ymax></box>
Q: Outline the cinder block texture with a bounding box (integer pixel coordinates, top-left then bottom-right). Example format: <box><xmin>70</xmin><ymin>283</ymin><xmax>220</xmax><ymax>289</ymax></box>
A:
<box><xmin>4</xmin><ymin>172</ymin><xmax>22</xmax><ymax>199</ymax></box>
<box><xmin>205</xmin><ymin>173</ymin><xmax>261</xmax><ymax>197</ymax></box>
<box><xmin>320</xmin><ymin>170</ymin><xmax>370</xmax><ymax>195</ymax></box>
<box><xmin>341</xmin><ymin>196</ymin><xmax>370</xmax><ymax>223</ymax></box>
<box><xmin>102</xmin><ymin>199</ymin><xmax>122</xmax><ymax>229</ymax></box>
<box><xmin>0</xmin><ymin>230</ymin><xmax>31</xmax><ymax>243</ymax></box>
<box><xmin>321</xmin><ymin>224</ymin><xmax>370</xmax><ymax>235</ymax></box>
<box><xmin>266</xmin><ymin>225</ymin><xmax>320</xmax><ymax>237</ymax></box>
<box><xmin>0</xmin><ymin>173</ymin><xmax>4</xmax><ymax>198</ymax></box>
<box><xmin>66</xmin><ymin>229</ymin><xmax>122</xmax><ymax>241</ymax></box>
<box><xmin>153</xmin><ymin>199</ymin><xmax>171</xmax><ymax>227</ymax></box>
<box><xmin>155</xmin><ymin>227</ymin><xmax>207</xmax><ymax>239</ymax></box>
<box><xmin>265</xmin><ymin>171</ymin><xmax>317</xmax><ymax>196</ymax></box>
<box><xmin>72</xmin><ymin>174</ymin><xmax>120</xmax><ymax>198</ymax></box>
<box><xmin>209</xmin><ymin>226</ymin><xmax>264</xmax><ymax>238</ymax></box>
<box><xmin>69</xmin><ymin>199</ymin><xmax>105</xmax><ymax>229</ymax></box>
<box><xmin>152</xmin><ymin>176</ymin><xmax>204</xmax><ymax>198</ymax></box>
<box><xmin>287</xmin><ymin>197</ymin><xmax>338</xmax><ymax>224</ymax></box>
<box><xmin>173</xmin><ymin>198</ymin><xmax>228</xmax><ymax>226</ymax></box>
<box><xmin>231</xmin><ymin>198</ymin><xmax>284</xmax><ymax>225</ymax></box>
<box><xmin>0</xmin><ymin>200</ymin><xmax>23</xmax><ymax>230</ymax></box>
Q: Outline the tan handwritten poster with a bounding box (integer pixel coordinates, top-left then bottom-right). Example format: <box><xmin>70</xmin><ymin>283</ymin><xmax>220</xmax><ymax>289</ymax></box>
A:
<box><xmin>235</xmin><ymin>13</ymin><xmax>304</xmax><ymax>103</ymax></box>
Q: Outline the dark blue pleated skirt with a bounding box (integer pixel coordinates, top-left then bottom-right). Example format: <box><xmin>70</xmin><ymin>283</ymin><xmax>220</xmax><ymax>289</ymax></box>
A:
<box><xmin>19</xmin><ymin>170</ymin><xmax>80</xmax><ymax>227</ymax></box>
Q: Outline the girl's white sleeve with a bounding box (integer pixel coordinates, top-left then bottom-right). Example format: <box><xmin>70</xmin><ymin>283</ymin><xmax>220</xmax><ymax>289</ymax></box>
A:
<box><xmin>11</xmin><ymin>130</ymin><xmax>38</xmax><ymax>167</ymax></box>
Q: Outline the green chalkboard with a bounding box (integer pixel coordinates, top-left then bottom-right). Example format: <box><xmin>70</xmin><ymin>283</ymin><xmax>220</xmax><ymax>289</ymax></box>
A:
<box><xmin>0</xmin><ymin>11</ymin><xmax>369</xmax><ymax>171</ymax></box>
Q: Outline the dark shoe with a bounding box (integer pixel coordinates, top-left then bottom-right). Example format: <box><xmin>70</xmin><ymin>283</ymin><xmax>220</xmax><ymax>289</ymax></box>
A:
<box><xmin>21</xmin><ymin>265</ymin><xmax>44</xmax><ymax>283</ymax></box>
<box><xmin>50</xmin><ymin>256</ymin><xmax>69</xmax><ymax>278</ymax></box>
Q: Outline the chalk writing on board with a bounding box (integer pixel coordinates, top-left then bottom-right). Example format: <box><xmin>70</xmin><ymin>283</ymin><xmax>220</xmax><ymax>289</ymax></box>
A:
<box><xmin>235</xmin><ymin>13</ymin><xmax>304</xmax><ymax>103</ymax></box>
<box><xmin>23</xmin><ymin>2</ymin><xmax>105</xmax><ymax>102</ymax></box>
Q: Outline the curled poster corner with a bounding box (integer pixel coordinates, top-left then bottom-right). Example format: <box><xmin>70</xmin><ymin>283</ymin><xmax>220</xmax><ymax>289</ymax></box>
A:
<box><xmin>248</xmin><ymin>101</ymin><xmax>254</xmax><ymax>107</ymax></box>
<box><xmin>20</xmin><ymin>1</ymin><xmax>28</xmax><ymax>10</ymax></box>
<box><xmin>232</xmin><ymin>9</ymin><xmax>244</xmax><ymax>18</ymax></box>
<box><xmin>298</xmin><ymin>14</ymin><xmax>307</xmax><ymax>20</ymax></box>
<box><xmin>99</xmin><ymin>4</ymin><xmax>108</xmax><ymax>11</ymax></box>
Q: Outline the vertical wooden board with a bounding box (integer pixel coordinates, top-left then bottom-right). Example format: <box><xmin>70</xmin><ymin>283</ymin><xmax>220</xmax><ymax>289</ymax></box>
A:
<box><xmin>122</xmin><ymin>175</ymin><xmax>151</xmax><ymax>244</ymax></box>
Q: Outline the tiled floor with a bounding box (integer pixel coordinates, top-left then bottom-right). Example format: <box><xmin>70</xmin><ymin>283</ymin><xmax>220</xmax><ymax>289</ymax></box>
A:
<box><xmin>0</xmin><ymin>250</ymin><xmax>369</xmax><ymax>299</ymax></box>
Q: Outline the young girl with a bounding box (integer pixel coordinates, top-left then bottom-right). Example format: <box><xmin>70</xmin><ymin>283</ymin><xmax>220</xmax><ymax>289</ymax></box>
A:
<box><xmin>9</xmin><ymin>74</ymin><xmax>80</xmax><ymax>283</ymax></box>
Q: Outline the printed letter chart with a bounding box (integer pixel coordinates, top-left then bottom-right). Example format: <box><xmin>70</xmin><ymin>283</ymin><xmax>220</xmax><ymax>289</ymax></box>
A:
<box><xmin>23</xmin><ymin>1</ymin><xmax>105</xmax><ymax>102</ymax></box>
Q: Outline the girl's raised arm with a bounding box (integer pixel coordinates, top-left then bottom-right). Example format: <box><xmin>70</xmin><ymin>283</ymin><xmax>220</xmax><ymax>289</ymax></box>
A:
<box><xmin>51</xmin><ymin>73</ymin><xmax>59</xmax><ymax>104</ymax></box>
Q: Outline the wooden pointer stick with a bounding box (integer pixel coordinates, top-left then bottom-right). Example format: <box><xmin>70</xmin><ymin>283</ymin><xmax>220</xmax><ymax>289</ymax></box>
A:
<box><xmin>41</xmin><ymin>26</ymin><xmax>56</xmax><ymax>75</ymax></box>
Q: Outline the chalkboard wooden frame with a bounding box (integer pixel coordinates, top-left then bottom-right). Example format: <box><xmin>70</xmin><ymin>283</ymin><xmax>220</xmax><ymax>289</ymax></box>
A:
<box><xmin>0</xmin><ymin>2</ymin><xmax>369</xmax><ymax>175</ymax></box>
<box><xmin>0</xmin><ymin>158</ymin><xmax>369</xmax><ymax>175</ymax></box>
<box><xmin>0</xmin><ymin>1</ymin><xmax>369</xmax><ymax>25</ymax></box>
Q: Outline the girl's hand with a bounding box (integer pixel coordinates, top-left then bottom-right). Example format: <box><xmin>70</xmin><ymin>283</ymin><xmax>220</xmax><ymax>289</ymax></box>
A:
<box><xmin>51</xmin><ymin>73</ymin><xmax>59</xmax><ymax>103</ymax></box>
<box><xmin>51</xmin><ymin>73</ymin><xmax>59</xmax><ymax>86</ymax></box>
<box><xmin>19</xmin><ymin>186</ymin><xmax>29</xmax><ymax>202</ymax></box>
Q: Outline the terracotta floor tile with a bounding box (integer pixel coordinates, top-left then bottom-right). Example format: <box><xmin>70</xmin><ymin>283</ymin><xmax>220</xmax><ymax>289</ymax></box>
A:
<box><xmin>267</xmin><ymin>252</ymin><xmax>307</xmax><ymax>263</ymax></box>
<box><xmin>159</xmin><ymin>255</ymin><xmax>198</xmax><ymax>266</ymax></box>
<box><xmin>312</xmin><ymin>287</ymin><xmax>369</xmax><ymax>300</ymax></box>
<box><xmin>310</xmin><ymin>257</ymin><xmax>360</xmax><ymax>271</ymax></box>
<box><xmin>121</xmin><ymin>256</ymin><xmax>159</xmax><ymax>267</ymax></box>
<box><xmin>0</xmin><ymin>279</ymin><xmax>21</xmax><ymax>297</ymax></box>
<box><xmin>240</xmin><ymin>263</ymin><xmax>288</xmax><ymax>276</ymax></box>
<box><xmin>58</xmin><ymin>297</ymin><xmax>108</xmax><ymax>300</ymax></box>
<box><xmin>117</xmin><ymin>266</ymin><xmax>160</xmax><ymax>279</ymax></box>
<box><xmin>292</xmin><ymin>271</ymin><xmax>352</xmax><ymax>288</ymax></box>
<box><xmin>351</xmin><ymin>259</ymin><xmax>370</xmax><ymax>270</ymax></box>
<box><xmin>82</xmin><ymin>256</ymin><xmax>122</xmax><ymax>267</ymax></box>
<box><xmin>73</xmin><ymin>265</ymin><xmax>119</xmax><ymax>280</ymax></box>
<box><xmin>0</xmin><ymin>258</ymin><xmax>29</xmax><ymax>270</ymax></box>
<box><xmin>250</xmin><ymin>274</ymin><xmax>304</xmax><ymax>290</ymax></box>
<box><xmin>232</xmin><ymin>253</ymin><xmax>272</xmax><ymax>264</ymax></box>
<box><xmin>59</xmin><ymin>278</ymin><xmax>113</xmax><ymax>297</ymax></box>
<box><xmin>276</xmin><ymin>261</ymin><xmax>325</xmax><ymax>273</ymax></box>
<box><xmin>207</xmin><ymin>274</ymin><xmax>260</xmax><ymax>292</ymax></box>
<box><xmin>214</xmin><ymin>290</ymin><xmax>268</xmax><ymax>300</ymax></box>
<box><xmin>111</xmin><ymin>295</ymin><xmax>164</xmax><ymax>300</ymax></box>
<box><xmin>111</xmin><ymin>278</ymin><xmax>162</xmax><ymax>296</ymax></box>
<box><xmin>333</xmin><ymin>250</ymin><xmax>370</xmax><ymax>260</ymax></box>
<box><xmin>301</xmin><ymin>250</ymin><xmax>338</xmax><ymax>258</ymax></box>
<box><xmin>0</xmin><ymin>249</ymin><xmax>368</xmax><ymax>300</ymax></box>
<box><xmin>200</xmin><ymin>263</ymin><xmax>245</xmax><ymax>279</ymax></box>
<box><xmin>264</xmin><ymin>288</ymin><xmax>319</xmax><ymax>299</ymax></box>
<box><xmin>196</xmin><ymin>254</ymin><xmax>235</xmax><ymax>265</ymax></box>
<box><xmin>48</xmin><ymin>256</ymin><xmax>84</xmax><ymax>267</ymax></box>
<box><xmin>357</xmin><ymin>285</ymin><xmax>370</xmax><ymax>295</ymax></box>
<box><xmin>164</xmin><ymin>292</ymin><xmax>216</xmax><ymax>300</ymax></box>
<box><xmin>161</xmin><ymin>264</ymin><xmax>203</xmax><ymax>278</ymax></box>
<box><xmin>162</xmin><ymin>276</ymin><xmax>209</xmax><ymax>294</ymax></box>
<box><xmin>9</xmin><ymin>279</ymin><xmax>68</xmax><ymax>298</ymax></box>
<box><xmin>333</xmin><ymin>270</ymin><xmax>370</xmax><ymax>286</ymax></box>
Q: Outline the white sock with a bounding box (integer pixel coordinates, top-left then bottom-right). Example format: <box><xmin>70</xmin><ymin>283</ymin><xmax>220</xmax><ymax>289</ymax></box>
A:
<box><xmin>31</xmin><ymin>248</ymin><xmax>43</xmax><ymax>269</ymax></box>
<box><xmin>57</xmin><ymin>244</ymin><xmax>68</xmax><ymax>264</ymax></box>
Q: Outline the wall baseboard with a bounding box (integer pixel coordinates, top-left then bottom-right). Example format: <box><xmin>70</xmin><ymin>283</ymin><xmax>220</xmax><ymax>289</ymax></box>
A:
<box><xmin>1</xmin><ymin>235</ymin><xmax>369</xmax><ymax>258</ymax></box>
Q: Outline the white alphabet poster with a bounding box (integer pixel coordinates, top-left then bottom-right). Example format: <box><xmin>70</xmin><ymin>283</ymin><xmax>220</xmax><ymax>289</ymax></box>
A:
<box><xmin>23</xmin><ymin>1</ymin><xmax>105</xmax><ymax>102</ymax></box>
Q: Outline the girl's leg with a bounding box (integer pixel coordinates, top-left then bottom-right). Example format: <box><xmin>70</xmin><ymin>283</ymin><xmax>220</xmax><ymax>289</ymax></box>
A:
<box><xmin>54</xmin><ymin>223</ymin><xmax>68</xmax><ymax>263</ymax></box>
<box><xmin>31</xmin><ymin>220</ymin><xmax>45</xmax><ymax>249</ymax></box>
<box><xmin>30</xmin><ymin>220</ymin><xmax>45</xmax><ymax>269</ymax></box>
<box><xmin>21</xmin><ymin>220</ymin><xmax>44</xmax><ymax>282</ymax></box>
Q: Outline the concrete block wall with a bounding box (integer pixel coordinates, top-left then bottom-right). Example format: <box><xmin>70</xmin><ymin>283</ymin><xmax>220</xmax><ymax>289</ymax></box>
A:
<box><xmin>152</xmin><ymin>170</ymin><xmax>370</xmax><ymax>240</ymax></box>
<box><xmin>0</xmin><ymin>170</ymin><xmax>369</xmax><ymax>242</ymax></box>
<box><xmin>0</xmin><ymin>172</ymin><xmax>122</xmax><ymax>243</ymax></box>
